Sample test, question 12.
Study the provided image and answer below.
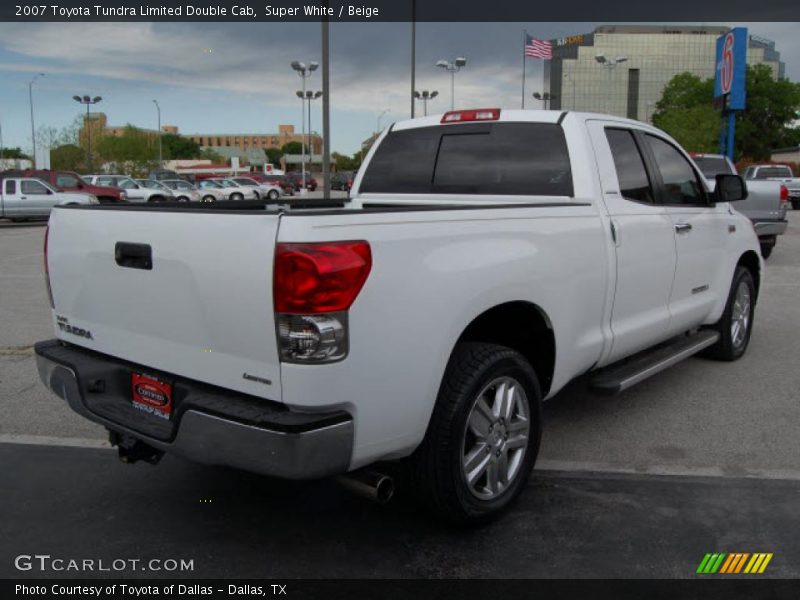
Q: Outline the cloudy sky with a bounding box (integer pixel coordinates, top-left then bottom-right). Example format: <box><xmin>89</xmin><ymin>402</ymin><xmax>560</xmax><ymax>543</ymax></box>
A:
<box><xmin>0</xmin><ymin>21</ymin><xmax>798</xmax><ymax>155</ymax></box>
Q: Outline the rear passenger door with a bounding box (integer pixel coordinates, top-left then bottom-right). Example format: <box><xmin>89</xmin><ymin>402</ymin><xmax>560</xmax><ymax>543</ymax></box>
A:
<box><xmin>641</xmin><ymin>134</ymin><xmax>728</xmax><ymax>333</ymax></box>
<box><xmin>588</xmin><ymin>122</ymin><xmax>677</xmax><ymax>363</ymax></box>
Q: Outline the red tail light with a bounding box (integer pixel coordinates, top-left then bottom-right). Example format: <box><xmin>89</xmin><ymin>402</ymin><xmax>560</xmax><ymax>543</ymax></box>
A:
<box><xmin>274</xmin><ymin>242</ymin><xmax>372</xmax><ymax>314</ymax></box>
<box><xmin>44</xmin><ymin>225</ymin><xmax>54</xmax><ymax>308</ymax></box>
<box><xmin>780</xmin><ymin>185</ymin><xmax>789</xmax><ymax>204</ymax></box>
<box><xmin>441</xmin><ymin>108</ymin><xmax>500</xmax><ymax>123</ymax></box>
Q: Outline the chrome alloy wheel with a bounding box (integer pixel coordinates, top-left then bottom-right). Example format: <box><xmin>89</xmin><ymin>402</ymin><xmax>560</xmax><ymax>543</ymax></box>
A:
<box><xmin>461</xmin><ymin>376</ymin><xmax>530</xmax><ymax>500</ymax></box>
<box><xmin>731</xmin><ymin>280</ymin><xmax>752</xmax><ymax>349</ymax></box>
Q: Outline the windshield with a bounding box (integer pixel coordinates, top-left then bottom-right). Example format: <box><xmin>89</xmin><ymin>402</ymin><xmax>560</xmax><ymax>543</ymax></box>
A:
<box><xmin>116</xmin><ymin>177</ymin><xmax>138</xmax><ymax>189</ymax></box>
<box><xmin>219</xmin><ymin>179</ymin><xmax>237</xmax><ymax>187</ymax></box>
<box><xmin>692</xmin><ymin>157</ymin><xmax>733</xmax><ymax>178</ymax></box>
<box><xmin>199</xmin><ymin>180</ymin><xmax>222</xmax><ymax>189</ymax></box>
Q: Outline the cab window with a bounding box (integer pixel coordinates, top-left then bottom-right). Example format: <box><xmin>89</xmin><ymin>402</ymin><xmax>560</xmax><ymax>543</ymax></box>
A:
<box><xmin>605</xmin><ymin>128</ymin><xmax>655</xmax><ymax>204</ymax></box>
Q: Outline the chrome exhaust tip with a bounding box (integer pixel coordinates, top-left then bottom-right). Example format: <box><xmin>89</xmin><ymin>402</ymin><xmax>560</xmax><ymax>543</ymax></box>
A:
<box><xmin>336</xmin><ymin>469</ymin><xmax>395</xmax><ymax>505</ymax></box>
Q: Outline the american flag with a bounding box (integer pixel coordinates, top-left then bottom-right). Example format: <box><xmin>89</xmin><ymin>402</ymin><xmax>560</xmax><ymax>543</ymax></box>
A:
<box><xmin>525</xmin><ymin>35</ymin><xmax>552</xmax><ymax>59</ymax></box>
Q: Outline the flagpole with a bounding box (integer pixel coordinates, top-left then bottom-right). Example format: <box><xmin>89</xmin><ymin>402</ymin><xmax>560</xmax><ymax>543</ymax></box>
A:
<box><xmin>521</xmin><ymin>30</ymin><xmax>527</xmax><ymax>109</ymax></box>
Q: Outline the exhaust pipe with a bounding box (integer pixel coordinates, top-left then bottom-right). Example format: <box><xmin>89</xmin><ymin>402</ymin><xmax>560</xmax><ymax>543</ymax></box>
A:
<box><xmin>336</xmin><ymin>469</ymin><xmax>395</xmax><ymax>505</ymax></box>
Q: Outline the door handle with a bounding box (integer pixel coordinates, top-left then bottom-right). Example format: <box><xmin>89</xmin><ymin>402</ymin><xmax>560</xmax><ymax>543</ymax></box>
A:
<box><xmin>675</xmin><ymin>222</ymin><xmax>693</xmax><ymax>234</ymax></box>
<box><xmin>115</xmin><ymin>242</ymin><xmax>152</xmax><ymax>270</ymax></box>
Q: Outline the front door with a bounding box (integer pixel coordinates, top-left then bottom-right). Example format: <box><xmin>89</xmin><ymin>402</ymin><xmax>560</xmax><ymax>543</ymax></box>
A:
<box><xmin>588</xmin><ymin>122</ymin><xmax>678</xmax><ymax>364</ymax></box>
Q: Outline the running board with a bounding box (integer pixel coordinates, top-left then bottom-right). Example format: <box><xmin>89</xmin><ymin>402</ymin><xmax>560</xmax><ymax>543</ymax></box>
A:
<box><xmin>590</xmin><ymin>330</ymin><xmax>720</xmax><ymax>395</ymax></box>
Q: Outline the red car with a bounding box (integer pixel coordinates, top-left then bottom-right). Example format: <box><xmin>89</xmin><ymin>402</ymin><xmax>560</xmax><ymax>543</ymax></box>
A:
<box><xmin>249</xmin><ymin>173</ymin><xmax>295</xmax><ymax>195</ymax></box>
<box><xmin>24</xmin><ymin>169</ymin><xmax>126</xmax><ymax>203</ymax></box>
<box><xmin>286</xmin><ymin>171</ymin><xmax>318</xmax><ymax>192</ymax></box>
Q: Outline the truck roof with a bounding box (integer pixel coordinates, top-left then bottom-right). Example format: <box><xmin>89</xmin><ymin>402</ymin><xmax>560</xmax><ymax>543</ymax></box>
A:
<box><xmin>390</xmin><ymin>109</ymin><xmax>661</xmax><ymax>132</ymax></box>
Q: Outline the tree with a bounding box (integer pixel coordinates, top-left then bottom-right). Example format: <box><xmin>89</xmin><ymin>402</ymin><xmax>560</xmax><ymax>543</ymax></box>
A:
<box><xmin>49</xmin><ymin>144</ymin><xmax>85</xmax><ymax>171</ymax></box>
<box><xmin>95</xmin><ymin>125</ymin><xmax>158</xmax><ymax>176</ymax></box>
<box><xmin>198</xmin><ymin>147</ymin><xmax>225</xmax><ymax>163</ymax></box>
<box><xmin>332</xmin><ymin>151</ymin><xmax>362</xmax><ymax>171</ymax></box>
<box><xmin>652</xmin><ymin>66</ymin><xmax>800</xmax><ymax>160</ymax></box>
<box><xmin>264</xmin><ymin>147</ymin><xmax>282</xmax><ymax>166</ymax></box>
<box><xmin>161</xmin><ymin>133</ymin><xmax>202</xmax><ymax>159</ymax></box>
<box><xmin>281</xmin><ymin>141</ymin><xmax>302</xmax><ymax>155</ymax></box>
<box><xmin>0</xmin><ymin>147</ymin><xmax>30</xmax><ymax>159</ymax></box>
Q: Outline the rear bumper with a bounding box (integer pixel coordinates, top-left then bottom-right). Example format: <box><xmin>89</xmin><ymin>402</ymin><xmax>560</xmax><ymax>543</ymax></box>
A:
<box><xmin>34</xmin><ymin>339</ymin><xmax>354</xmax><ymax>480</ymax></box>
<box><xmin>753</xmin><ymin>219</ymin><xmax>788</xmax><ymax>237</ymax></box>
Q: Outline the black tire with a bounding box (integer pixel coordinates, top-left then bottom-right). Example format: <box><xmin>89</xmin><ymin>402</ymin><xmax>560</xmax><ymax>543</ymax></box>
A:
<box><xmin>252</xmin><ymin>191</ymin><xmax>261</xmax><ymax>200</ymax></box>
<box><xmin>147</xmin><ymin>195</ymin><xmax>165</xmax><ymax>203</ymax></box>
<box><xmin>230</xmin><ymin>192</ymin><xmax>244</xmax><ymax>201</ymax></box>
<box><xmin>202</xmin><ymin>195</ymin><xmax>216</xmax><ymax>203</ymax></box>
<box><xmin>176</xmin><ymin>196</ymin><xmax>190</xmax><ymax>203</ymax></box>
<box><xmin>267</xmin><ymin>189</ymin><xmax>280</xmax><ymax>200</ymax></box>
<box><xmin>760</xmin><ymin>243</ymin><xmax>773</xmax><ymax>259</ymax></box>
<box><xmin>410</xmin><ymin>342</ymin><xmax>542</xmax><ymax>525</ymax></box>
<box><xmin>703</xmin><ymin>265</ymin><xmax>756</xmax><ymax>361</ymax></box>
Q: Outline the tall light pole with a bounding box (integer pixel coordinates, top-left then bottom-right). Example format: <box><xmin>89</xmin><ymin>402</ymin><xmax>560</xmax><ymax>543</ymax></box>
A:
<box><xmin>595</xmin><ymin>55</ymin><xmax>628</xmax><ymax>115</ymax></box>
<box><xmin>29</xmin><ymin>73</ymin><xmax>45</xmax><ymax>167</ymax></box>
<box><xmin>302</xmin><ymin>90</ymin><xmax>322</xmax><ymax>163</ymax></box>
<box><xmin>73</xmin><ymin>95</ymin><xmax>102</xmax><ymax>172</ymax></box>
<box><xmin>377</xmin><ymin>108</ymin><xmax>390</xmax><ymax>137</ymax></box>
<box><xmin>152</xmin><ymin>99</ymin><xmax>162</xmax><ymax>167</ymax></box>
<box><xmin>435</xmin><ymin>57</ymin><xmax>467</xmax><ymax>110</ymax></box>
<box><xmin>290</xmin><ymin>60</ymin><xmax>318</xmax><ymax>194</ymax></box>
<box><xmin>533</xmin><ymin>92</ymin><xmax>558</xmax><ymax>110</ymax></box>
<box><xmin>563</xmin><ymin>72</ymin><xmax>576</xmax><ymax>110</ymax></box>
<box><xmin>413</xmin><ymin>90</ymin><xmax>439</xmax><ymax>116</ymax></box>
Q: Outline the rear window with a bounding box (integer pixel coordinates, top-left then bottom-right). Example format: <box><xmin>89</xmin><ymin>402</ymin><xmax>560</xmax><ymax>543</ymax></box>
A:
<box><xmin>754</xmin><ymin>166</ymin><xmax>793</xmax><ymax>179</ymax></box>
<box><xmin>360</xmin><ymin>122</ymin><xmax>573</xmax><ymax>196</ymax></box>
<box><xmin>692</xmin><ymin>156</ymin><xmax>733</xmax><ymax>178</ymax></box>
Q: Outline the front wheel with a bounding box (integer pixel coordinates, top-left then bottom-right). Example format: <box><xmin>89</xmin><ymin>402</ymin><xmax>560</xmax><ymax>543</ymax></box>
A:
<box><xmin>411</xmin><ymin>342</ymin><xmax>542</xmax><ymax>524</ymax></box>
<box><xmin>202</xmin><ymin>195</ymin><xmax>216</xmax><ymax>203</ymax></box>
<box><xmin>703</xmin><ymin>266</ymin><xmax>756</xmax><ymax>361</ymax></box>
<box><xmin>267</xmin><ymin>189</ymin><xmax>280</xmax><ymax>200</ymax></box>
<box><xmin>230</xmin><ymin>192</ymin><xmax>244</xmax><ymax>201</ymax></box>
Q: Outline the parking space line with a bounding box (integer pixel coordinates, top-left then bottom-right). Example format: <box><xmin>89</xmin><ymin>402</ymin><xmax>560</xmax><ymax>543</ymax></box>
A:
<box><xmin>535</xmin><ymin>458</ymin><xmax>800</xmax><ymax>481</ymax></box>
<box><xmin>0</xmin><ymin>433</ymin><xmax>110</xmax><ymax>449</ymax></box>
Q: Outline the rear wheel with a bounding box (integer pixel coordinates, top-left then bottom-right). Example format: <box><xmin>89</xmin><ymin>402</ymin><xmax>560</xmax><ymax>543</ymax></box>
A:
<box><xmin>411</xmin><ymin>342</ymin><xmax>542</xmax><ymax>524</ymax></box>
<box><xmin>760</xmin><ymin>241</ymin><xmax>774</xmax><ymax>259</ymax></box>
<box><xmin>230</xmin><ymin>192</ymin><xmax>244</xmax><ymax>201</ymax></box>
<box><xmin>267</xmin><ymin>189</ymin><xmax>280</xmax><ymax>200</ymax></box>
<box><xmin>703</xmin><ymin>266</ymin><xmax>756</xmax><ymax>361</ymax></box>
<box><xmin>202</xmin><ymin>195</ymin><xmax>216</xmax><ymax>203</ymax></box>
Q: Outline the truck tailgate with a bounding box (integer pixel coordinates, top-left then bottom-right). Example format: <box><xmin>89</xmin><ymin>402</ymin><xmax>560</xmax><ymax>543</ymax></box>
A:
<box><xmin>46</xmin><ymin>207</ymin><xmax>283</xmax><ymax>401</ymax></box>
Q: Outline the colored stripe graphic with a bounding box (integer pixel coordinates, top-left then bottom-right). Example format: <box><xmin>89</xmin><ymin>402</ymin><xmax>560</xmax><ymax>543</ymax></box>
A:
<box><xmin>700</xmin><ymin>553</ymin><xmax>773</xmax><ymax>574</ymax></box>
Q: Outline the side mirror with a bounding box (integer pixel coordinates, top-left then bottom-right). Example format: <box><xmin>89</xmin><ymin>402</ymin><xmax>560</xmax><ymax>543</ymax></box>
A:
<box><xmin>715</xmin><ymin>174</ymin><xmax>748</xmax><ymax>202</ymax></box>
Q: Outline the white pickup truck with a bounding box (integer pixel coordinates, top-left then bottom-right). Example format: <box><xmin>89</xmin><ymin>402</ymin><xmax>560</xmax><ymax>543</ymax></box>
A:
<box><xmin>35</xmin><ymin>110</ymin><xmax>761</xmax><ymax>522</ymax></box>
<box><xmin>0</xmin><ymin>177</ymin><xmax>98</xmax><ymax>220</ymax></box>
<box><xmin>743</xmin><ymin>164</ymin><xmax>800</xmax><ymax>210</ymax></box>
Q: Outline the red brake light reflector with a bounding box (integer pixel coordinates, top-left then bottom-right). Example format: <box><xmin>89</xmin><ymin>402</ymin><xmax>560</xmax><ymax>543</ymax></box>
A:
<box><xmin>274</xmin><ymin>241</ymin><xmax>372</xmax><ymax>314</ymax></box>
<box><xmin>780</xmin><ymin>185</ymin><xmax>789</xmax><ymax>203</ymax></box>
<box><xmin>441</xmin><ymin>108</ymin><xmax>500</xmax><ymax>124</ymax></box>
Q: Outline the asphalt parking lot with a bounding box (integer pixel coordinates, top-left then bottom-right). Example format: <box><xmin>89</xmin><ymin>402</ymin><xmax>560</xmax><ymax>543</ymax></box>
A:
<box><xmin>1</xmin><ymin>211</ymin><xmax>799</xmax><ymax>578</ymax></box>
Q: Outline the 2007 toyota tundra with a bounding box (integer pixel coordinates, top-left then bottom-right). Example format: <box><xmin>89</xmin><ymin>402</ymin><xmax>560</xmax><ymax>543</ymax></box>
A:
<box><xmin>36</xmin><ymin>109</ymin><xmax>761</xmax><ymax>522</ymax></box>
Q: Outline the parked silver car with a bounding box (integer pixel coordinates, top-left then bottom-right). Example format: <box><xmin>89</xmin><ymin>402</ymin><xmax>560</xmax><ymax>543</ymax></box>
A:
<box><xmin>83</xmin><ymin>175</ymin><xmax>173</xmax><ymax>203</ymax></box>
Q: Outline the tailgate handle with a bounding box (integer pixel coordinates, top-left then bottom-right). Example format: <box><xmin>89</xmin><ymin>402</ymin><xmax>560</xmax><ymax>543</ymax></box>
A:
<box><xmin>115</xmin><ymin>242</ymin><xmax>152</xmax><ymax>270</ymax></box>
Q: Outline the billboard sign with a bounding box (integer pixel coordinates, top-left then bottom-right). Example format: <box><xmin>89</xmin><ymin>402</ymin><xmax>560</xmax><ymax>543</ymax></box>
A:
<box><xmin>714</xmin><ymin>27</ymin><xmax>747</xmax><ymax>111</ymax></box>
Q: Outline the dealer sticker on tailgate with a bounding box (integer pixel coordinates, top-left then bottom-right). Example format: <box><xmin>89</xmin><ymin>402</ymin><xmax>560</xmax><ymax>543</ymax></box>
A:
<box><xmin>131</xmin><ymin>373</ymin><xmax>173</xmax><ymax>420</ymax></box>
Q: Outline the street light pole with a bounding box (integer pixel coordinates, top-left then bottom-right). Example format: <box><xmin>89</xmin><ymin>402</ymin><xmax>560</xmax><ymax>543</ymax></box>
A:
<box><xmin>377</xmin><ymin>108</ymin><xmax>390</xmax><ymax>136</ymax></box>
<box><xmin>152</xmin><ymin>99</ymin><xmax>162</xmax><ymax>167</ymax></box>
<box><xmin>594</xmin><ymin>55</ymin><xmax>628</xmax><ymax>115</ymax></box>
<box><xmin>291</xmin><ymin>60</ymin><xmax>318</xmax><ymax>194</ymax></box>
<box><xmin>29</xmin><ymin>73</ymin><xmax>45</xmax><ymax>167</ymax></box>
<box><xmin>435</xmin><ymin>57</ymin><xmax>467</xmax><ymax>110</ymax></box>
<box><xmin>73</xmin><ymin>95</ymin><xmax>102</xmax><ymax>172</ymax></box>
<box><xmin>306</xmin><ymin>91</ymin><xmax>322</xmax><ymax>164</ymax></box>
<box><xmin>413</xmin><ymin>90</ymin><xmax>439</xmax><ymax>116</ymax></box>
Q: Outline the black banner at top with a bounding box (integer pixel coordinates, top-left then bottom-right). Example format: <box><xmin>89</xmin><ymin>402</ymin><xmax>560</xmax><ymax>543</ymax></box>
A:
<box><xmin>2</xmin><ymin>0</ymin><xmax>800</xmax><ymax>22</ymax></box>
